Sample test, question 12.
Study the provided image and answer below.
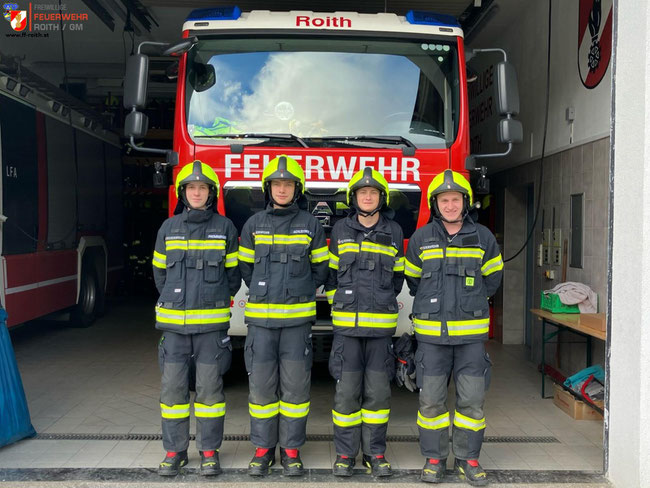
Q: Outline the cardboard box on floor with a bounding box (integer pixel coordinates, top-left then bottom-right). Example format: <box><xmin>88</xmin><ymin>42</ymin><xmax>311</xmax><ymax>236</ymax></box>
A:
<box><xmin>553</xmin><ymin>384</ymin><xmax>603</xmax><ymax>420</ymax></box>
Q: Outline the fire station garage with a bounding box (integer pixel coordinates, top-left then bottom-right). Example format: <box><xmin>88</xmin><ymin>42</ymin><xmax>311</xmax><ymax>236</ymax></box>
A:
<box><xmin>0</xmin><ymin>0</ymin><xmax>648</xmax><ymax>486</ymax></box>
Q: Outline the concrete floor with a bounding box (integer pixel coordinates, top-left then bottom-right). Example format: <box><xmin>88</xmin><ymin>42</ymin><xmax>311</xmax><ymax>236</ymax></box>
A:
<box><xmin>0</xmin><ymin>297</ymin><xmax>606</xmax><ymax>484</ymax></box>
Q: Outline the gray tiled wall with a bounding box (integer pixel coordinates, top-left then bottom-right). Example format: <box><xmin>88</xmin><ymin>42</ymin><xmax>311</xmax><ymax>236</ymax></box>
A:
<box><xmin>491</xmin><ymin>137</ymin><xmax>609</xmax><ymax>374</ymax></box>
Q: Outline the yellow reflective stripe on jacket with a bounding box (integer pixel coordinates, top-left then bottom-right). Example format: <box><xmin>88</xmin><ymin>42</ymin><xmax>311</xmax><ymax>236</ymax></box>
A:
<box><xmin>194</xmin><ymin>402</ymin><xmax>226</xmax><ymax>418</ymax></box>
<box><xmin>254</xmin><ymin>234</ymin><xmax>312</xmax><ymax>246</ymax></box>
<box><xmin>329</xmin><ymin>252</ymin><xmax>339</xmax><ymax>270</ymax></box>
<box><xmin>325</xmin><ymin>288</ymin><xmax>336</xmax><ymax>305</ymax></box>
<box><xmin>481</xmin><ymin>254</ymin><xmax>504</xmax><ymax>276</ymax></box>
<box><xmin>393</xmin><ymin>256</ymin><xmax>405</xmax><ymax>272</ymax></box>
<box><xmin>420</xmin><ymin>248</ymin><xmax>444</xmax><ymax>261</ymax></box>
<box><xmin>413</xmin><ymin>317</ymin><xmax>442</xmax><ymax>336</ymax></box>
<box><xmin>332</xmin><ymin>311</ymin><xmax>398</xmax><ymax>329</ymax></box>
<box><xmin>447</xmin><ymin>318</ymin><xmax>490</xmax><ymax>336</ymax></box>
<box><xmin>332</xmin><ymin>409</ymin><xmax>361</xmax><ymax>427</ymax></box>
<box><xmin>360</xmin><ymin>241</ymin><xmax>397</xmax><ymax>257</ymax></box>
<box><xmin>361</xmin><ymin>408</ymin><xmax>390</xmax><ymax>424</ymax></box>
<box><xmin>338</xmin><ymin>242</ymin><xmax>360</xmax><ymax>255</ymax></box>
<box><xmin>238</xmin><ymin>246</ymin><xmax>254</xmax><ymax>263</ymax></box>
<box><xmin>225</xmin><ymin>251</ymin><xmax>238</xmax><ymax>268</ymax></box>
<box><xmin>445</xmin><ymin>247</ymin><xmax>485</xmax><ymax>259</ymax></box>
<box><xmin>249</xmin><ymin>402</ymin><xmax>280</xmax><ymax>419</ymax></box>
<box><xmin>165</xmin><ymin>240</ymin><xmax>187</xmax><ymax>251</ymax></box>
<box><xmin>161</xmin><ymin>403</ymin><xmax>190</xmax><ymax>419</ymax></box>
<box><xmin>279</xmin><ymin>401</ymin><xmax>310</xmax><ymax>418</ymax></box>
<box><xmin>245</xmin><ymin>302</ymin><xmax>316</xmax><ymax>319</ymax></box>
<box><xmin>156</xmin><ymin>306</ymin><xmax>230</xmax><ymax>325</ymax></box>
<box><xmin>417</xmin><ymin>411</ymin><xmax>450</xmax><ymax>430</ymax></box>
<box><xmin>405</xmin><ymin>258</ymin><xmax>422</xmax><ymax>278</ymax></box>
<box><xmin>153</xmin><ymin>251</ymin><xmax>166</xmax><ymax>269</ymax></box>
<box><xmin>165</xmin><ymin>239</ymin><xmax>226</xmax><ymax>251</ymax></box>
<box><xmin>453</xmin><ymin>411</ymin><xmax>486</xmax><ymax>431</ymax></box>
<box><xmin>310</xmin><ymin>246</ymin><xmax>329</xmax><ymax>263</ymax></box>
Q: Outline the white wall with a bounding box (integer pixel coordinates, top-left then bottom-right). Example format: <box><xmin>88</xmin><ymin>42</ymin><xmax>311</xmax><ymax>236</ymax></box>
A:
<box><xmin>608</xmin><ymin>2</ymin><xmax>650</xmax><ymax>486</ymax></box>
<box><xmin>468</xmin><ymin>0</ymin><xmax>612</xmax><ymax>173</ymax></box>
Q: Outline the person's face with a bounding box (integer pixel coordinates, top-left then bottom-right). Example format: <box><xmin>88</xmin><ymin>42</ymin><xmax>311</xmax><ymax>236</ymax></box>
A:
<box><xmin>356</xmin><ymin>187</ymin><xmax>381</xmax><ymax>213</ymax></box>
<box><xmin>436</xmin><ymin>191</ymin><xmax>464</xmax><ymax>222</ymax></box>
<box><xmin>270</xmin><ymin>179</ymin><xmax>296</xmax><ymax>205</ymax></box>
<box><xmin>185</xmin><ymin>181</ymin><xmax>210</xmax><ymax>209</ymax></box>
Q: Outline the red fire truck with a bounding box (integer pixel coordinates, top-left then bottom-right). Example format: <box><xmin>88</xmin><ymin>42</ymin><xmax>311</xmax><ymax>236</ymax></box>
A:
<box><xmin>124</xmin><ymin>7</ymin><xmax>520</xmax><ymax>345</ymax></box>
<box><xmin>0</xmin><ymin>71</ymin><xmax>123</xmax><ymax>328</ymax></box>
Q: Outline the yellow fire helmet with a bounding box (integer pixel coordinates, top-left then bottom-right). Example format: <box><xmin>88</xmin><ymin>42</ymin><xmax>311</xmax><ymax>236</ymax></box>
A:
<box><xmin>174</xmin><ymin>160</ymin><xmax>220</xmax><ymax>213</ymax></box>
<box><xmin>261</xmin><ymin>155</ymin><xmax>305</xmax><ymax>206</ymax></box>
<box><xmin>426</xmin><ymin>169</ymin><xmax>473</xmax><ymax>220</ymax></box>
<box><xmin>347</xmin><ymin>167</ymin><xmax>390</xmax><ymax>216</ymax></box>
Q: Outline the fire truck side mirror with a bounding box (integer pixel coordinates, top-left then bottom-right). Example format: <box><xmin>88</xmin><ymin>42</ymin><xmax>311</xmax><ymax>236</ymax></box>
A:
<box><xmin>495</xmin><ymin>61</ymin><xmax>520</xmax><ymax>116</ymax></box>
<box><xmin>124</xmin><ymin>54</ymin><xmax>149</xmax><ymax>110</ymax></box>
<box><xmin>124</xmin><ymin>111</ymin><xmax>149</xmax><ymax>139</ymax></box>
<box><xmin>498</xmin><ymin>118</ymin><xmax>523</xmax><ymax>145</ymax></box>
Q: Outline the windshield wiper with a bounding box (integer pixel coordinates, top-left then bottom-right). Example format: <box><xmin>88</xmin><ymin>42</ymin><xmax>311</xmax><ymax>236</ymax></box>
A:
<box><xmin>315</xmin><ymin>135</ymin><xmax>416</xmax><ymax>149</ymax></box>
<box><xmin>194</xmin><ymin>132</ymin><xmax>309</xmax><ymax>148</ymax></box>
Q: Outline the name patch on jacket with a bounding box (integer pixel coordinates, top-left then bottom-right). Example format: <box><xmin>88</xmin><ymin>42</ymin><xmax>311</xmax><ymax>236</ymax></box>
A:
<box><xmin>338</xmin><ymin>238</ymin><xmax>356</xmax><ymax>245</ymax></box>
<box><xmin>207</xmin><ymin>234</ymin><xmax>227</xmax><ymax>239</ymax></box>
<box><xmin>165</xmin><ymin>236</ymin><xmax>186</xmax><ymax>241</ymax></box>
<box><xmin>292</xmin><ymin>229</ymin><xmax>313</xmax><ymax>236</ymax></box>
<box><xmin>421</xmin><ymin>243</ymin><xmax>440</xmax><ymax>250</ymax></box>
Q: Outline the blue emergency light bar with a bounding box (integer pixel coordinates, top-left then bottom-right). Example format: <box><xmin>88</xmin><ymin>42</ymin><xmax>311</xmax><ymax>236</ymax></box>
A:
<box><xmin>405</xmin><ymin>10</ymin><xmax>460</xmax><ymax>28</ymax></box>
<box><xmin>186</xmin><ymin>6</ymin><xmax>241</xmax><ymax>22</ymax></box>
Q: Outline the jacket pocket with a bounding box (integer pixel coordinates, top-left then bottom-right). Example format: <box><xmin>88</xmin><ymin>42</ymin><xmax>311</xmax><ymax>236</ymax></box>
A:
<box><xmin>288</xmin><ymin>244</ymin><xmax>309</xmax><ymax>277</ymax></box>
<box><xmin>337</xmin><ymin>252</ymin><xmax>357</xmax><ymax>286</ymax></box>
<box><xmin>165</xmin><ymin>250</ymin><xmax>186</xmax><ymax>282</ymax></box>
<box><xmin>332</xmin><ymin>288</ymin><xmax>355</xmax><ymax>310</ymax></box>
<box><xmin>204</xmin><ymin>250</ymin><xmax>224</xmax><ymax>283</ymax></box>
<box><xmin>459</xmin><ymin>295</ymin><xmax>488</xmax><ymax>318</ymax></box>
<box><xmin>253</xmin><ymin>245</ymin><xmax>270</xmax><ymax>275</ymax></box>
<box><xmin>380</xmin><ymin>254</ymin><xmax>395</xmax><ymax>289</ymax></box>
<box><xmin>159</xmin><ymin>283</ymin><xmax>185</xmax><ymax>306</ymax></box>
<box><xmin>420</xmin><ymin>258</ymin><xmax>442</xmax><ymax>292</ymax></box>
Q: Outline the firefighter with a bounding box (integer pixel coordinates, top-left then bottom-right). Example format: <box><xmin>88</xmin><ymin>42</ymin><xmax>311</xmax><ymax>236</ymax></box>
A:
<box><xmin>152</xmin><ymin>161</ymin><xmax>241</xmax><ymax>477</ymax></box>
<box><xmin>238</xmin><ymin>155</ymin><xmax>329</xmax><ymax>476</ymax></box>
<box><xmin>404</xmin><ymin>170</ymin><xmax>503</xmax><ymax>486</ymax></box>
<box><xmin>325</xmin><ymin>167</ymin><xmax>405</xmax><ymax>478</ymax></box>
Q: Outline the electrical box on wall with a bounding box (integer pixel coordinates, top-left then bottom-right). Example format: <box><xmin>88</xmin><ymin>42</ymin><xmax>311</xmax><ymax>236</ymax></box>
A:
<box><xmin>537</xmin><ymin>244</ymin><xmax>543</xmax><ymax>267</ymax></box>
<box><xmin>553</xmin><ymin>247</ymin><xmax>562</xmax><ymax>266</ymax></box>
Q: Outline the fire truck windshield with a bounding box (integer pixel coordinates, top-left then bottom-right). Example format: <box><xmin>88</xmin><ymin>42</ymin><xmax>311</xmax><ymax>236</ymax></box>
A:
<box><xmin>185</xmin><ymin>36</ymin><xmax>459</xmax><ymax>148</ymax></box>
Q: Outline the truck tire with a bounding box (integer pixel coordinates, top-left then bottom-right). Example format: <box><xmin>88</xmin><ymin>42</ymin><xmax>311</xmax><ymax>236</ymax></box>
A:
<box><xmin>69</xmin><ymin>267</ymin><xmax>99</xmax><ymax>328</ymax></box>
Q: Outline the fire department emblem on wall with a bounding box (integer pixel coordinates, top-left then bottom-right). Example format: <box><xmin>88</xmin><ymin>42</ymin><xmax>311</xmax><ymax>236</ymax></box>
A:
<box><xmin>578</xmin><ymin>0</ymin><xmax>612</xmax><ymax>89</ymax></box>
<box><xmin>9</xmin><ymin>9</ymin><xmax>26</xmax><ymax>31</ymax></box>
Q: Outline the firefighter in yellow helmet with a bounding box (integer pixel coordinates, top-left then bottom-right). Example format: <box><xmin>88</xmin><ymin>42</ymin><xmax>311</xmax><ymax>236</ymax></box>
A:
<box><xmin>404</xmin><ymin>169</ymin><xmax>503</xmax><ymax>485</ymax></box>
<box><xmin>237</xmin><ymin>155</ymin><xmax>329</xmax><ymax>476</ymax></box>
<box><xmin>152</xmin><ymin>161</ymin><xmax>241</xmax><ymax>476</ymax></box>
<box><xmin>325</xmin><ymin>167</ymin><xmax>405</xmax><ymax>477</ymax></box>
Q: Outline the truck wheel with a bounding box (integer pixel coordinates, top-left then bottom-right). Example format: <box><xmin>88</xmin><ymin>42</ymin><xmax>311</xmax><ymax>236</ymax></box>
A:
<box><xmin>69</xmin><ymin>267</ymin><xmax>99</xmax><ymax>327</ymax></box>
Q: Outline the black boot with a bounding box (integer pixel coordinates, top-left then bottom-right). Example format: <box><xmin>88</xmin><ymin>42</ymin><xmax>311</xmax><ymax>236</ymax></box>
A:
<box><xmin>362</xmin><ymin>453</ymin><xmax>393</xmax><ymax>477</ymax></box>
<box><xmin>421</xmin><ymin>458</ymin><xmax>446</xmax><ymax>483</ymax></box>
<box><xmin>158</xmin><ymin>450</ymin><xmax>188</xmax><ymax>476</ymax></box>
<box><xmin>455</xmin><ymin>458</ymin><xmax>488</xmax><ymax>486</ymax></box>
<box><xmin>280</xmin><ymin>447</ymin><xmax>304</xmax><ymax>476</ymax></box>
<box><xmin>332</xmin><ymin>454</ymin><xmax>355</xmax><ymax>477</ymax></box>
<box><xmin>200</xmin><ymin>450</ymin><xmax>221</xmax><ymax>476</ymax></box>
<box><xmin>248</xmin><ymin>447</ymin><xmax>276</xmax><ymax>476</ymax></box>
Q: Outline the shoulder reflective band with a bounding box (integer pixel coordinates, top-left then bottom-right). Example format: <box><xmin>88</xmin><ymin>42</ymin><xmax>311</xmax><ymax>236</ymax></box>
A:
<box><xmin>332</xmin><ymin>409</ymin><xmax>361</xmax><ymax>427</ymax></box>
<box><xmin>194</xmin><ymin>402</ymin><xmax>226</xmax><ymax>418</ymax></box>
<box><xmin>254</xmin><ymin>234</ymin><xmax>312</xmax><ymax>246</ymax></box>
<box><xmin>405</xmin><ymin>258</ymin><xmax>422</xmax><ymax>278</ymax></box>
<box><xmin>161</xmin><ymin>403</ymin><xmax>190</xmax><ymax>419</ymax></box>
<box><xmin>153</xmin><ymin>250</ymin><xmax>166</xmax><ymax>269</ymax></box>
<box><xmin>453</xmin><ymin>410</ymin><xmax>486</xmax><ymax>431</ymax></box>
<box><xmin>481</xmin><ymin>254</ymin><xmax>504</xmax><ymax>276</ymax></box>
<box><xmin>417</xmin><ymin>410</ymin><xmax>450</xmax><ymax>430</ymax></box>
<box><xmin>360</xmin><ymin>241</ymin><xmax>397</xmax><ymax>257</ymax></box>
<box><xmin>338</xmin><ymin>242</ymin><xmax>360</xmax><ymax>255</ymax></box>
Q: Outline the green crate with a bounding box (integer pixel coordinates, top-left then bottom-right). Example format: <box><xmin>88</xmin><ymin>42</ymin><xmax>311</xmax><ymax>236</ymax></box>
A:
<box><xmin>540</xmin><ymin>292</ymin><xmax>580</xmax><ymax>314</ymax></box>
